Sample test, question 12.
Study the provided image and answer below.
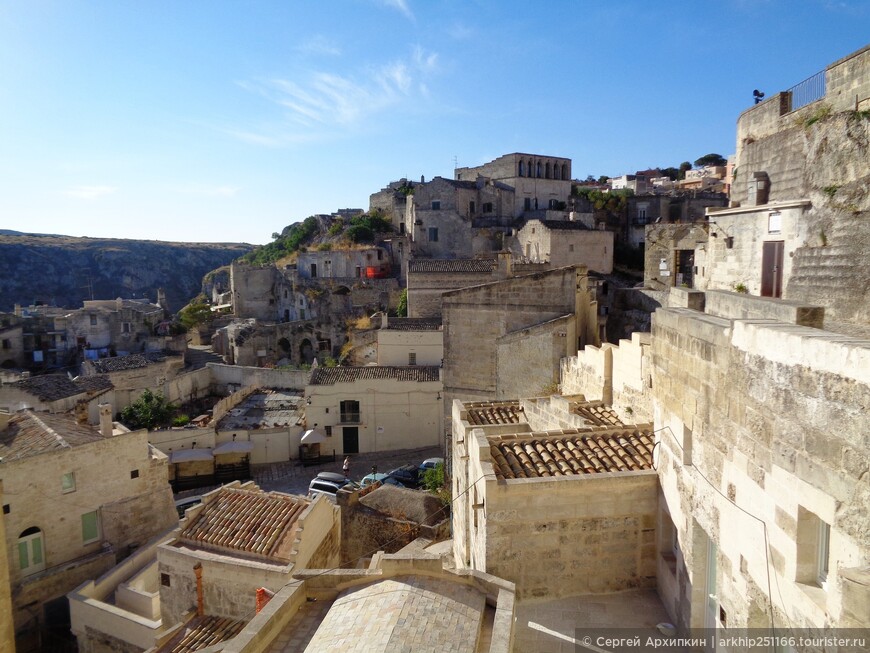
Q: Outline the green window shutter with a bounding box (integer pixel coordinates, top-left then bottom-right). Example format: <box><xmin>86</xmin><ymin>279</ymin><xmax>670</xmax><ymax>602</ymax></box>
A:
<box><xmin>31</xmin><ymin>536</ymin><xmax>42</xmax><ymax>565</ymax></box>
<box><xmin>18</xmin><ymin>541</ymin><xmax>29</xmax><ymax>570</ymax></box>
<box><xmin>82</xmin><ymin>511</ymin><xmax>99</xmax><ymax>543</ymax></box>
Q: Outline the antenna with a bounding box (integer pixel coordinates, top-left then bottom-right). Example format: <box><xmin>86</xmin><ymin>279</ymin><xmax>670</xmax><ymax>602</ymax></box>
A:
<box><xmin>453</xmin><ymin>155</ymin><xmax>458</xmax><ymax>169</ymax></box>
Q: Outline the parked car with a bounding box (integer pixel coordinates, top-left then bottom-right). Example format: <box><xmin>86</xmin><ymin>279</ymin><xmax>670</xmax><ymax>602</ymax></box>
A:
<box><xmin>419</xmin><ymin>457</ymin><xmax>444</xmax><ymax>472</ymax></box>
<box><xmin>308</xmin><ymin>471</ymin><xmax>358</xmax><ymax>501</ymax></box>
<box><xmin>385</xmin><ymin>464</ymin><xmax>420</xmax><ymax>489</ymax></box>
<box><xmin>360</xmin><ymin>472</ymin><xmax>402</xmax><ymax>488</ymax></box>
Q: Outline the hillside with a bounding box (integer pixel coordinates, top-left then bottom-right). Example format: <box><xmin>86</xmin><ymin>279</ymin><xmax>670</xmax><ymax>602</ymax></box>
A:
<box><xmin>0</xmin><ymin>233</ymin><xmax>254</xmax><ymax>312</ymax></box>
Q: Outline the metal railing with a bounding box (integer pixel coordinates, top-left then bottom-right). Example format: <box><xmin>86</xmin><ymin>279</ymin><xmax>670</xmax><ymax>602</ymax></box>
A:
<box><xmin>784</xmin><ymin>69</ymin><xmax>826</xmax><ymax>113</ymax></box>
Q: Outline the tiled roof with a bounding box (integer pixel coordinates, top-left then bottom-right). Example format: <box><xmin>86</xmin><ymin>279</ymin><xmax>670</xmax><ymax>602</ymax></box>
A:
<box><xmin>155</xmin><ymin>615</ymin><xmax>247</xmax><ymax>653</ymax></box>
<box><xmin>309</xmin><ymin>366</ymin><xmax>440</xmax><ymax>385</ymax></box>
<box><xmin>489</xmin><ymin>426</ymin><xmax>655</xmax><ymax>479</ymax></box>
<box><xmin>407</xmin><ymin>259</ymin><xmax>496</xmax><ymax>274</ymax></box>
<box><xmin>570</xmin><ymin>401</ymin><xmax>625</xmax><ymax>427</ymax></box>
<box><xmin>10</xmin><ymin>374</ymin><xmax>112</xmax><ymax>401</ymax></box>
<box><xmin>382</xmin><ymin>318</ymin><xmax>442</xmax><ymax>331</ymax></box>
<box><xmin>0</xmin><ymin>411</ymin><xmax>105</xmax><ymax>462</ymax></box>
<box><xmin>88</xmin><ymin>351</ymin><xmax>176</xmax><ymax>374</ymax></box>
<box><xmin>465</xmin><ymin>401</ymin><xmax>523</xmax><ymax>425</ymax></box>
<box><xmin>180</xmin><ymin>487</ymin><xmax>308</xmax><ymax>562</ymax></box>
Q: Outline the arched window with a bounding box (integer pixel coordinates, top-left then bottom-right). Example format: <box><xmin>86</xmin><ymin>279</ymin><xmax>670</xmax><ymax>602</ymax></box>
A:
<box><xmin>545</xmin><ymin>162</ymin><xmax>552</xmax><ymax>179</ymax></box>
<box><xmin>518</xmin><ymin>161</ymin><xmax>524</xmax><ymax>177</ymax></box>
<box><xmin>18</xmin><ymin>526</ymin><xmax>45</xmax><ymax>576</ymax></box>
<box><xmin>536</xmin><ymin>162</ymin><xmax>542</xmax><ymax>178</ymax></box>
<box><xmin>564</xmin><ymin>164</ymin><xmax>569</xmax><ymax>180</ymax></box>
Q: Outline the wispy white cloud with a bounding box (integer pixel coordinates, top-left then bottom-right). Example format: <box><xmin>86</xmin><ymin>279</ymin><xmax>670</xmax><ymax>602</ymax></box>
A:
<box><xmin>64</xmin><ymin>185</ymin><xmax>116</xmax><ymax>199</ymax></box>
<box><xmin>377</xmin><ymin>0</ymin><xmax>413</xmax><ymax>20</ymax></box>
<box><xmin>447</xmin><ymin>22</ymin><xmax>473</xmax><ymax>40</ymax></box>
<box><xmin>296</xmin><ymin>35</ymin><xmax>342</xmax><ymax>57</ymax></box>
<box><xmin>232</xmin><ymin>46</ymin><xmax>440</xmax><ymax>145</ymax></box>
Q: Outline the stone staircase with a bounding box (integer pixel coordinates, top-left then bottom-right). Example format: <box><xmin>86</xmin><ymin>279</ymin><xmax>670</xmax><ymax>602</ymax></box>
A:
<box><xmin>184</xmin><ymin>345</ymin><xmax>225</xmax><ymax>369</ymax></box>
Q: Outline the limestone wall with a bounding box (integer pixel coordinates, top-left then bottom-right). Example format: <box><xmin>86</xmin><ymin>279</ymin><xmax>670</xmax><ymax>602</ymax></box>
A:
<box><xmin>651</xmin><ymin>306</ymin><xmax>870</xmax><ymax>632</ymax></box>
<box><xmin>496</xmin><ymin>315</ymin><xmax>573</xmax><ymax>399</ymax></box>
<box><xmin>0</xmin><ymin>482</ymin><xmax>14</xmax><ymax>652</ymax></box>
<box><xmin>407</xmin><ymin>269</ymin><xmax>494</xmax><ymax>319</ymax></box>
<box><xmin>209</xmin><ymin>363</ymin><xmax>310</xmax><ymax>394</ymax></box>
<box><xmin>230</xmin><ymin>263</ymin><xmax>278</xmax><ymax>321</ymax></box>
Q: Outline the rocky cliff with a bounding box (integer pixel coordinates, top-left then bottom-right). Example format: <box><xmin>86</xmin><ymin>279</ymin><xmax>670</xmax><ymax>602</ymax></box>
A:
<box><xmin>0</xmin><ymin>233</ymin><xmax>253</xmax><ymax>312</ymax></box>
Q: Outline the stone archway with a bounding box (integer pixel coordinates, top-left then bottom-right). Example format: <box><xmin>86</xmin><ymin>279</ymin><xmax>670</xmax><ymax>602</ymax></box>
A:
<box><xmin>299</xmin><ymin>338</ymin><xmax>315</xmax><ymax>365</ymax></box>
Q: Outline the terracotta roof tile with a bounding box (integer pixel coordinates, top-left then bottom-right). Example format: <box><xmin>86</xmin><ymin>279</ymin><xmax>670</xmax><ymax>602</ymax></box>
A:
<box><xmin>88</xmin><ymin>351</ymin><xmax>177</xmax><ymax>374</ymax></box>
<box><xmin>570</xmin><ymin>401</ymin><xmax>625</xmax><ymax>427</ymax></box>
<box><xmin>0</xmin><ymin>411</ymin><xmax>106</xmax><ymax>462</ymax></box>
<box><xmin>309</xmin><ymin>366</ymin><xmax>439</xmax><ymax>385</ymax></box>
<box><xmin>10</xmin><ymin>374</ymin><xmax>112</xmax><ymax>401</ymax></box>
<box><xmin>465</xmin><ymin>401</ymin><xmax>523</xmax><ymax>425</ymax></box>
<box><xmin>489</xmin><ymin>426</ymin><xmax>654</xmax><ymax>479</ymax></box>
<box><xmin>180</xmin><ymin>487</ymin><xmax>308</xmax><ymax>562</ymax></box>
<box><xmin>156</xmin><ymin>614</ymin><xmax>247</xmax><ymax>653</ymax></box>
<box><xmin>407</xmin><ymin>259</ymin><xmax>496</xmax><ymax>273</ymax></box>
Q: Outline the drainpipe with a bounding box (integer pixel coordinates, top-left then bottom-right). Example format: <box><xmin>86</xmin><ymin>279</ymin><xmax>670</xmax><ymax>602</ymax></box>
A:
<box><xmin>194</xmin><ymin>563</ymin><xmax>204</xmax><ymax>617</ymax></box>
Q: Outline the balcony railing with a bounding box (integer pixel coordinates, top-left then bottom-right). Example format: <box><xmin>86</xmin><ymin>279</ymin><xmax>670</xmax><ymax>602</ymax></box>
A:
<box><xmin>783</xmin><ymin>69</ymin><xmax>826</xmax><ymax>113</ymax></box>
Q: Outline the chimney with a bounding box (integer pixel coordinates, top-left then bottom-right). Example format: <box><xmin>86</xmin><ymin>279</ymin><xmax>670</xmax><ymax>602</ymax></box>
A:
<box><xmin>194</xmin><ymin>563</ymin><xmax>204</xmax><ymax>617</ymax></box>
<box><xmin>497</xmin><ymin>251</ymin><xmax>512</xmax><ymax>279</ymax></box>
<box><xmin>99</xmin><ymin>403</ymin><xmax>114</xmax><ymax>437</ymax></box>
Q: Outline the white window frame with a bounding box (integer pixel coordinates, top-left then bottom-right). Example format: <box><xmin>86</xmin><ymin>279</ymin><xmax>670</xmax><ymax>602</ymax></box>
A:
<box><xmin>61</xmin><ymin>471</ymin><xmax>76</xmax><ymax>494</ymax></box>
<box><xmin>817</xmin><ymin>520</ymin><xmax>831</xmax><ymax>590</ymax></box>
<box><xmin>18</xmin><ymin>528</ymin><xmax>45</xmax><ymax>576</ymax></box>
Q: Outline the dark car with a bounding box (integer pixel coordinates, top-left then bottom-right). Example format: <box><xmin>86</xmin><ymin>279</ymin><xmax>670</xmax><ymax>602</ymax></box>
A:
<box><xmin>385</xmin><ymin>464</ymin><xmax>420</xmax><ymax>489</ymax></box>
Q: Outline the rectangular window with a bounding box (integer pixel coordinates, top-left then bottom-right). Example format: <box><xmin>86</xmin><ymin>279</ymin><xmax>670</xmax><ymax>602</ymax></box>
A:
<box><xmin>569</xmin><ymin>244</ymin><xmax>575</xmax><ymax>252</ymax></box>
<box><xmin>161</xmin><ymin>573</ymin><xmax>171</xmax><ymax>587</ymax></box>
<box><xmin>399</xmin><ymin>223</ymin><xmax>405</xmax><ymax>234</ymax></box>
<box><xmin>431</xmin><ymin>200</ymin><xmax>441</xmax><ymax>210</ymax></box>
<box><xmin>817</xmin><ymin>521</ymin><xmax>831</xmax><ymax>588</ymax></box>
<box><xmin>428</xmin><ymin>227</ymin><xmax>439</xmax><ymax>242</ymax></box>
<box><xmin>89</xmin><ymin>315</ymin><xmax>97</xmax><ymax>326</ymax></box>
<box><xmin>2</xmin><ymin>504</ymin><xmax>9</xmax><ymax>515</ymax></box>
<box><xmin>1</xmin><ymin>339</ymin><xmax>10</xmax><ymax>349</ymax></box>
<box><xmin>122</xmin><ymin>322</ymin><xmax>131</xmax><ymax>333</ymax></box>
<box><xmin>61</xmin><ymin>472</ymin><xmax>76</xmax><ymax>493</ymax></box>
<box><xmin>796</xmin><ymin>507</ymin><xmax>832</xmax><ymax>590</ymax></box>
<box><xmin>469</xmin><ymin>201</ymin><xmax>476</xmax><ymax>214</ymax></box>
<box><xmin>408</xmin><ymin>352</ymin><xmax>417</xmax><ymax>365</ymax></box>
<box><xmin>325</xmin><ymin>425</ymin><xmax>333</xmax><ymax>437</ymax></box>
<box><xmin>483</xmin><ymin>202</ymin><xmax>493</xmax><ymax>213</ymax></box>
<box><xmin>300</xmin><ymin>309</ymin><xmax>305</xmax><ymax>320</ymax></box>
<box><xmin>524</xmin><ymin>197</ymin><xmax>531</xmax><ymax>211</ymax></box>
<box><xmin>130</xmin><ymin>469</ymin><xmax>139</xmax><ymax>479</ymax></box>
<box><xmin>340</xmin><ymin>400</ymin><xmax>360</xmax><ymax>423</ymax></box>
<box><xmin>82</xmin><ymin>510</ymin><xmax>100</xmax><ymax>544</ymax></box>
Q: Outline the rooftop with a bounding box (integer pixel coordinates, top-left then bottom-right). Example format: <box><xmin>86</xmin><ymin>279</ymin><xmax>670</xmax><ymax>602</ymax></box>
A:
<box><xmin>301</xmin><ymin>575</ymin><xmax>486</xmax><ymax>653</ymax></box>
<box><xmin>0</xmin><ymin>410</ymin><xmax>106</xmax><ymax>462</ymax></box>
<box><xmin>87</xmin><ymin>351</ymin><xmax>176</xmax><ymax>374</ymax></box>
<box><xmin>489</xmin><ymin>425</ymin><xmax>654</xmax><ymax>480</ymax></box>
<box><xmin>407</xmin><ymin>259</ymin><xmax>497</xmax><ymax>274</ymax></box>
<box><xmin>537</xmin><ymin>219</ymin><xmax>590</xmax><ymax>231</ymax></box>
<box><xmin>464</xmin><ymin>401</ymin><xmax>524</xmax><ymax>426</ymax></box>
<box><xmin>569</xmin><ymin>400</ymin><xmax>625</xmax><ymax>427</ymax></box>
<box><xmin>155</xmin><ymin>614</ymin><xmax>247</xmax><ymax>653</ymax></box>
<box><xmin>179</xmin><ymin>486</ymin><xmax>308</xmax><ymax>562</ymax></box>
<box><xmin>309</xmin><ymin>366</ymin><xmax>440</xmax><ymax>385</ymax></box>
<box><xmin>9</xmin><ymin>373</ymin><xmax>112</xmax><ymax>401</ymax></box>
<box><xmin>382</xmin><ymin>317</ymin><xmax>442</xmax><ymax>331</ymax></box>
<box><xmin>217</xmin><ymin>389</ymin><xmax>305</xmax><ymax>431</ymax></box>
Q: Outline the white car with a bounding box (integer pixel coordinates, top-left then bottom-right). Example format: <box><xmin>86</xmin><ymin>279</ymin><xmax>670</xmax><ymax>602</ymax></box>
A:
<box><xmin>419</xmin><ymin>457</ymin><xmax>444</xmax><ymax>472</ymax></box>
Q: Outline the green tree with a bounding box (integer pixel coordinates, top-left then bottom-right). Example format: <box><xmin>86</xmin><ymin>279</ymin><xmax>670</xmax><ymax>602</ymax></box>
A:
<box><xmin>120</xmin><ymin>389</ymin><xmax>177</xmax><ymax>430</ymax></box>
<box><xmin>678</xmin><ymin>161</ymin><xmax>692</xmax><ymax>180</ymax></box>
<box><xmin>396</xmin><ymin>288</ymin><xmax>408</xmax><ymax>317</ymax></box>
<box><xmin>693</xmin><ymin>153</ymin><xmax>727</xmax><ymax>168</ymax></box>
<box><xmin>178</xmin><ymin>302</ymin><xmax>212</xmax><ymax>330</ymax></box>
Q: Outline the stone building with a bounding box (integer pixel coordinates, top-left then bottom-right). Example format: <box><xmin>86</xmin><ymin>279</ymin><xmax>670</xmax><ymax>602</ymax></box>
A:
<box><xmin>375</xmin><ymin>316</ymin><xmax>443</xmax><ymax>366</ymax></box>
<box><xmin>653</xmin><ymin>45</ymin><xmax>870</xmax><ymax>327</ymax></box>
<box><xmin>626</xmin><ymin>192</ymin><xmax>728</xmax><ymax>248</ymax></box>
<box><xmin>403</xmin><ymin>176</ymin><xmax>515</xmax><ymax>259</ymax></box>
<box><xmin>80</xmin><ymin>352</ymin><xmax>185</xmax><ymax>413</ymax></box>
<box><xmin>512</xmin><ymin>218</ymin><xmax>614</xmax><ymax>273</ymax></box>
<box><xmin>441</xmin><ymin>265</ymin><xmax>599</xmax><ymax>418</ymax></box>
<box><xmin>455</xmin><ymin>152</ymin><xmax>572</xmax><ymax>218</ymax></box>
<box><xmin>297</xmin><ymin>246</ymin><xmax>391</xmax><ymax>281</ymax></box>
<box><xmin>0</xmin><ymin>373</ymin><xmax>112</xmax><ymax>415</ymax></box>
<box><xmin>451</xmin><ymin>397</ymin><xmax>657</xmax><ymax>600</ymax></box>
<box><xmin>304</xmin><ymin>366</ymin><xmax>443</xmax><ymax>455</ymax></box>
<box><xmin>0</xmin><ymin>314</ymin><xmax>25</xmax><ymax>370</ymax></box>
<box><xmin>0</xmin><ymin>407</ymin><xmax>177</xmax><ymax>649</ymax></box>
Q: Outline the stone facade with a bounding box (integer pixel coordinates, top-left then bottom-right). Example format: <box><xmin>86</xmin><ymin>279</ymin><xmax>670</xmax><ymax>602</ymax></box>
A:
<box><xmin>651</xmin><ymin>292</ymin><xmax>870</xmax><ymax>632</ymax></box>
<box><xmin>0</xmin><ymin>411</ymin><xmax>177</xmax><ymax>646</ymax></box>
<box><xmin>376</xmin><ymin>318</ymin><xmax>443</xmax><ymax>366</ymax></box>
<box><xmin>304</xmin><ymin>366</ymin><xmax>443</xmax><ymax>455</ymax></box>
<box><xmin>441</xmin><ymin>266</ymin><xmax>599</xmax><ymax>420</ymax></box>
<box><xmin>513</xmin><ymin>219</ymin><xmax>614</xmax><ymax>273</ymax></box>
<box><xmin>454</xmin><ymin>152</ymin><xmax>572</xmax><ymax>218</ymax></box>
<box><xmin>297</xmin><ymin>247</ymin><xmax>391</xmax><ymax>281</ymax></box>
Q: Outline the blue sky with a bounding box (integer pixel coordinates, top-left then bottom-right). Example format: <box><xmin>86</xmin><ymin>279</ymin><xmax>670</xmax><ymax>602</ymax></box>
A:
<box><xmin>1</xmin><ymin>1</ymin><xmax>867</xmax><ymax>245</ymax></box>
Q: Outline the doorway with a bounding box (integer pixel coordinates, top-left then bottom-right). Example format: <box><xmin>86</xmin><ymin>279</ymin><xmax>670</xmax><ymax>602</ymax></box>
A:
<box><xmin>761</xmin><ymin>241</ymin><xmax>784</xmax><ymax>298</ymax></box>
<box><xmin>676</xmin><ymin>250</ymin><xmax>695</xmax><ymax>287</ymax></box>
<box><xmin>343</xmin><ymin>427</ymin><xmax>359</xmax><ymax>454</ymax></box>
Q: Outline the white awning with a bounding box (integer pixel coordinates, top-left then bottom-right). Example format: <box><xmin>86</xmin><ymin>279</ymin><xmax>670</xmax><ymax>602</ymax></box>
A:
<box><xmin>169</xmin><ymin>448</ymin><xmax>214</xmax><ymax>463</ymax></box>
<box><xmin>213</xmin><ymin>441</ymin><xmax>254</xmax><ymax>455</ymax></box>
<box><xmin>301</xmin><ymin>429</ymin><xmax>327</xmax><ymax>444</ymax></box>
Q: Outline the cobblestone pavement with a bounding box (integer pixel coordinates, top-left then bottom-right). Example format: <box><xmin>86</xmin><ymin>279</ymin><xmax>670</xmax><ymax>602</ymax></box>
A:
<box><xmin>173</xmin><ymin>445</ymin><xmax>442</xmax><ymax>500</ymax></box>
